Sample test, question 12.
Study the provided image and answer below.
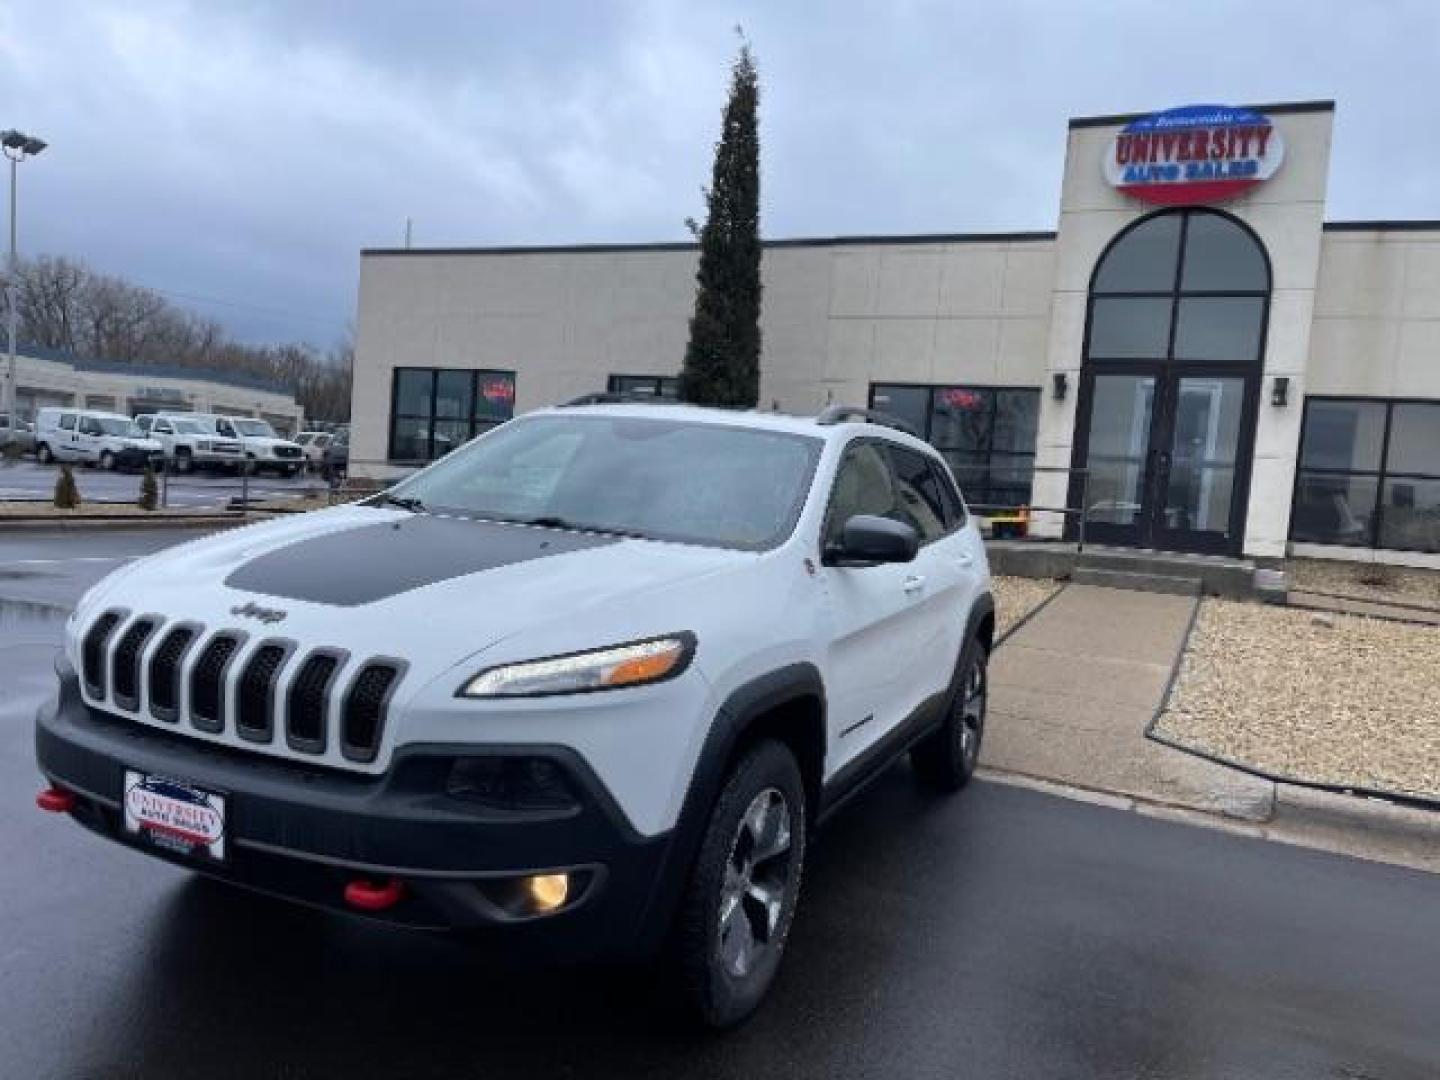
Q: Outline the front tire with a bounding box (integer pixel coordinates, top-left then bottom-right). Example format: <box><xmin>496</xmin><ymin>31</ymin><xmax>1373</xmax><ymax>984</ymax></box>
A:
<box><xmin>36</xmin><ymin>443</ymin><xmax>53</xmax><ymax>464</ymax></box>
<box><xmin>670</xmin><ymin>739</ymin><xmax>807</xmax><ymax>1029</ymax></box>
<box><xmin>99</xmin><ymin>450</ymin><xmax>116</xmax><ymax>471</ymax></box>
<box><xmin>911</xmin><ymin>637</ymin><xmax>988</xmax><ymax>792</ymax></box>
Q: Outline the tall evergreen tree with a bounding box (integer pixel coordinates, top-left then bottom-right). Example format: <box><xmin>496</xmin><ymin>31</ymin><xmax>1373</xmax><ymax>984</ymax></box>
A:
<box><xmin>680</xmin><ymin>42</ymin><xmax>761</xmax><ymax>409</ymax></box>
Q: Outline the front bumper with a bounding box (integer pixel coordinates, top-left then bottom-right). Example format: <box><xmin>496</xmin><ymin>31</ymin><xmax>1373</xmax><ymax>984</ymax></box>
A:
<box><xmin>35</xmin><ymin>662</ymin><xmax>675</xmax><ymax>958</ymax></box>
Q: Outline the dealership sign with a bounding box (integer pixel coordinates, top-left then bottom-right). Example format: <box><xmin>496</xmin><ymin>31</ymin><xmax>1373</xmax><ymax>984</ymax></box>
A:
<box><xmin>1104</xmin><ymin>105</ymin><xmax>1284</xmax><ymax>205</ymax></box>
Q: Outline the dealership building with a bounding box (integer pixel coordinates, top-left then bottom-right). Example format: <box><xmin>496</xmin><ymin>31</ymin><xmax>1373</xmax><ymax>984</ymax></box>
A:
<box><xmin>4</xmin><ymin>345</ymin><xmax>305</xmax><ymax>434</ymax></box>
<box><xmin>351</xmin><ymin>100</ymin><xmax>1440</xmax><ymax>566</ymax></box>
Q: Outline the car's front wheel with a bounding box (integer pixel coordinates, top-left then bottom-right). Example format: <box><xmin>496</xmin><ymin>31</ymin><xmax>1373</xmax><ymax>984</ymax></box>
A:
<box><xmin>36</xmin><ymin>443</ymin><xmax>53</xmax><ymax>464</ymax></box>
<box><xmin>99</xmin><ymin>450</ymin><xmax>116</xmax><ymax>471</ymax></box>
<box><xmin>670</xmin><ymin>739</ymin><xmax>807</xmax><ymax>1029</ymax></box>
<box><xmin>911</xmin><ymin>637</ymin><xmax>988</xmax><ymax>792</ymax></box>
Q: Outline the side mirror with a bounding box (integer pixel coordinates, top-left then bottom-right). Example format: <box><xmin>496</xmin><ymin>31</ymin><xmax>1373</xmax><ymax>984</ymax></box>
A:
<box><xmin>825</xmin><ymin>514</ymin><xmax>920</xmax><ymax>566</ymax></box>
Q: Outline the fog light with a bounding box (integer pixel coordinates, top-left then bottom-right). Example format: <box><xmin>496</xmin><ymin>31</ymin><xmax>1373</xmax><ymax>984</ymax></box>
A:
<box><xmin>525</xmin><ymin>873</ymin><xmax>570</xmax><ymax>913</ymax></box>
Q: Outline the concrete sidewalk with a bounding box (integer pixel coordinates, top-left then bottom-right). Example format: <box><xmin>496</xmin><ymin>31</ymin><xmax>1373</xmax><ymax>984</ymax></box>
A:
<box><xmin>981</xmin><ymin>583</ymin><xmax>1440</xmax><ymax>873</ymax></box>
<box><xmin>983</xmin><ymin>584</ymin><xmax>1274</xmax><ymax>820</ymax></box>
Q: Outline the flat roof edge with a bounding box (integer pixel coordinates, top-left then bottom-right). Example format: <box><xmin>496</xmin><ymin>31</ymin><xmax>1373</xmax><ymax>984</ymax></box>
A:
<box><xmin>1069</xmin><ymin>99</ymin><xmax>1336</xmax><ymax>130</ymax></box>
<box><xmin>1323</xmin><ymin>220</ymin><xmax>1440</xmax><ymax>233</ymax></box>
<box><xmin>363</xmin><ymin>230</ymin><xmax>1057</xmax><ymax>258</ymax></box>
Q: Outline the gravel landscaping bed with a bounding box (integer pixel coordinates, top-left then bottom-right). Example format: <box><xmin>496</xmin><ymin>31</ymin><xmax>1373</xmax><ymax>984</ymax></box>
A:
<box><xmin>992</xmin><ymin>576</ymin><xmax>1062</xmax><ymax>640</ymax></box>
<box><xmin>0</xmin><ymin>501</ymin><xmax>239</xmax><ymax>519</ymax></box>
<box><xmin>1155</xmin><ymin>599</ymin><xmax>1440</xmax><ymax>800</ymax></box>
<box><xmin>1289</xmin><ymin>557</ymin><xmax>1440</xmax><ymax>611</ymax></box>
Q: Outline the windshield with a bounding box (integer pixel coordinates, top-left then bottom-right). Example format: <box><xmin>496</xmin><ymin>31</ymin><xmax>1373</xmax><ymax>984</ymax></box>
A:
<box><xmin>234</xmin><ymin>419</ymin><xmax>277</xmax><ymax>438</ymax></box>
<box><xmin>385</xmin><ymin>414</ymin><xmax>823</xmax><ymax>551</ymax></box>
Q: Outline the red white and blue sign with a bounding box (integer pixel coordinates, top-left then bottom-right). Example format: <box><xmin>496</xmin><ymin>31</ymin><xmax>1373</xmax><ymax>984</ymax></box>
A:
<box><xmin>1104</xmin><ymin>105</ymin><xmax>1284</xmax><ymax>206</ymax></box>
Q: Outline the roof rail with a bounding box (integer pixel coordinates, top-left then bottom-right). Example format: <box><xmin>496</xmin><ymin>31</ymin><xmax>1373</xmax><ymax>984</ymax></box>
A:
<box><xmin>559</xmin><ymin>392</ymin><xmax>670</xmax><ymax>407</ymax></box>
<box><xmin>815</xmin><ymin>405</ymin><xmax>920</xmax><ymax>438</ymax></box>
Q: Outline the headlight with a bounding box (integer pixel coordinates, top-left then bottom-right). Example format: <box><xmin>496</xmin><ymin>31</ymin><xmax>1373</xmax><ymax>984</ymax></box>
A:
<box><xmin>459</xmin><ymin>633</ymin><xmax>695</xmax><ymax>698</ymax></box>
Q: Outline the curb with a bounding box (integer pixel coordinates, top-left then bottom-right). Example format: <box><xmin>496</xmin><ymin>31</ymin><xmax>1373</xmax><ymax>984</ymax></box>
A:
<box><xmin>0</xmin><ymin>514</ymin><xmax>265</xmax><ymax>531</ymax></box>
<box><xmin>979</xmin><ymin>766</ymin><xmax>1440</xmax><ymax>876</ymax></box>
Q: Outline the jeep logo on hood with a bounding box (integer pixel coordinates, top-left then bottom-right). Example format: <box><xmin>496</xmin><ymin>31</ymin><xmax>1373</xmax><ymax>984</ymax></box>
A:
<box><xmin>230</xmin><ymin>601</ymin><xmax>288</xmax><ymax>624</ymax></box>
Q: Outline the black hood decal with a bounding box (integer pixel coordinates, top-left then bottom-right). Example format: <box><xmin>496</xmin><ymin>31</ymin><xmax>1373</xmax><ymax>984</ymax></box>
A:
<box><xmin>224</xmin><ymin>515</ymin><xmax>620</xmax><ymax>606</ymax></box>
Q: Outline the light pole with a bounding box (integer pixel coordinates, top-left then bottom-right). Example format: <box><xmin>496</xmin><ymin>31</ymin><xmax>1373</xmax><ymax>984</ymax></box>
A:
<box><xmin>2</xmin><ymin>128</ymin><xmax>46</xmax><ymax>430</ymax></box>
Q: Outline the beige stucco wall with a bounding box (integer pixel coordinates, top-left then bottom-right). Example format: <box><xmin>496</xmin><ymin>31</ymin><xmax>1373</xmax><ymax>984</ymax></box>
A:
<box><xmin>1031</xmin><ymin>107</ymin><xmax>1335</xmax><ymax>558</ymax></box>
<box><xmin>7</xmin><ymin>352</ymin><xmax>305</xmax><ymax>433</ymax></box>
<box><xmin>350</xmin><ymin>238</ymin><xmax>1055</xmax><ymax>475</ymax></box>
<box><xmin>1310</xmin><ymin>228</ymin><xmax>1440</xmax><ymax>399</ymax></box>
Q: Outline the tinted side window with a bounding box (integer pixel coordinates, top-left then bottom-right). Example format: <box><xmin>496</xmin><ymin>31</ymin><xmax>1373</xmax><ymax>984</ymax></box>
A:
<box><xmin>885</xmin><ymin>446</ymin><xmax>948</xmax><ymax>544</ymax></box>
<box><xmin>930</xmin><ymin>459</ymin><xmax>966</xmax><ymax>529</ymax></box>
<box><xmin>59</xmin><ymin>414</ymin><xmax>77</xmax><ymax>431</ymax></box>
<box><xmin>824</xmin><ymin>443</ymin><xmax>895</xmax><ymax>549</ymax></box>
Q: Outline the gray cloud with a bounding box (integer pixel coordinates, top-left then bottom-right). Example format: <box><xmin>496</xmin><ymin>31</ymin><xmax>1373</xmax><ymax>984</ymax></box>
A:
<box><xmin>1</xmin><ymin>0</ymin><xmax>1437</xmax><ymax>344</ymax></box>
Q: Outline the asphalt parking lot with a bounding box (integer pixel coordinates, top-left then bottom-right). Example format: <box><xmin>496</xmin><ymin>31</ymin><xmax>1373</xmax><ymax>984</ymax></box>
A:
<box><xmin>0</xmin><ymin>458</ymin><xmax>327</xmax><ymax>507</ymax></box>
<box><xmin>3</xmin><ymin>527</ymin><xmax>1439</xmax><ymax>1079</ymax></box>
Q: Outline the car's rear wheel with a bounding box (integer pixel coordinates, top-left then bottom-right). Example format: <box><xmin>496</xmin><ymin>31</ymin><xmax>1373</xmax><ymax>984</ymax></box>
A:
<box><xmin>911</xmin><ymin>637</ymin><xmax>988</xmax><ymax>792</ymax></box>
<box><xmin>670</xmin><ymin>739</ymin><xmax>807</xmax><ymax>1029</ymax></box>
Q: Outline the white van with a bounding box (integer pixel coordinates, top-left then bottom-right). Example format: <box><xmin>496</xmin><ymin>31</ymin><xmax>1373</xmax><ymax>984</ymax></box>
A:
<box><xmin>34</xmin><ymin>408</ymin><xmax>164</xmax><ymax>471</ymax></box>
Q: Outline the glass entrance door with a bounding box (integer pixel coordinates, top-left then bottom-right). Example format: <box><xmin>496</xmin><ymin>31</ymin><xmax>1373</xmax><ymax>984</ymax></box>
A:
<box><xmin>1077</xmin><ymin>368</ymin><xmax>1254</xmax><ymax>553</ymax></box>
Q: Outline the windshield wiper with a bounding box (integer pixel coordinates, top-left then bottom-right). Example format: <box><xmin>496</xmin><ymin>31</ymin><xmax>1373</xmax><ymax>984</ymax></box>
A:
<box><xmin>378</xmin><ymin>494</ymin><xmax>426</xmax><ymax>513</ymax></box>
<box><xmin>513</xmin><ymin>515</ymin><xmax>646</xmax><ymax>539</ymax></box>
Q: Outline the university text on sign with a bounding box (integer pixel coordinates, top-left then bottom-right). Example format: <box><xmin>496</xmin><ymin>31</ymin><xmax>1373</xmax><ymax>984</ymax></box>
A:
<box><xmin>1104</xmin><ymin>105</ymin><xmax>1284</xmax><ymax>205</ymax></box>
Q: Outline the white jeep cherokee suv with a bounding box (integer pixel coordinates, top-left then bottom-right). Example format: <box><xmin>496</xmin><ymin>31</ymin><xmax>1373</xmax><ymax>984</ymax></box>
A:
<box><xmin>35</xmin><ymin>402</ymin><xmax>993</xmax><ymax>1027</ymax></box>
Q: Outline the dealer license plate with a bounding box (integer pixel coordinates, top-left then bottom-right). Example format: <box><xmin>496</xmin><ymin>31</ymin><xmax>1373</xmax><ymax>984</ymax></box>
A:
<box><xmin>123</xmin><ymin>771</ymin><xmax>227</xmax><ymax>863</ymax></box>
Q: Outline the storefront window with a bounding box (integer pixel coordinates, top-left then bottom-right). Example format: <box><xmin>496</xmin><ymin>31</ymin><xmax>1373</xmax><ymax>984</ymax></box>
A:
<box><xmin>388</xmin><ymin>367</ymin><xmax>516</xmax><ymax>463</ymax></box>
<box><xmin>1292</xmin><ymin>398</ymin><xmax>1440</xmax><ymax>553</ymax></box>
<box><xmin>870</xmin><ymin>383</ymin><xmax>1040</xmax><ymax>510</ymax></box>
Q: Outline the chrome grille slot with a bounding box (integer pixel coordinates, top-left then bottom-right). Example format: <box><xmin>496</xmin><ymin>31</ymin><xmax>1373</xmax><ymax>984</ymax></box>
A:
<box><xmin>286</xmin><ymin>651</ymin><xmax>343</xmax><ymax>753</ymax></box>
<box><xmin>189</xmin><ymin>633</ymin><xmax>244</xmax><ymax>733</ymax></box>
<box><xmin>236</xmin><ymin>642</ymin><xmax>291</xmax><ymax>743</ymax></box>
<box><xmin>341</xmin><ymin>662</ymin><xmax>404</xmax><ymax>763</ymax></box>
<box><xmin>148</xmin><ymin>624</ymin><xmax>198</xmax><ymax>721</ymax></box>
<box><xmin>110</xmin><ymin>617</ymin><xmax>157</xmax><ymax>710</ymax></box>
<box><xmin>82</xmin><ymin>611</ymin><xmax>123</xmax><ymax>698</ymax></box>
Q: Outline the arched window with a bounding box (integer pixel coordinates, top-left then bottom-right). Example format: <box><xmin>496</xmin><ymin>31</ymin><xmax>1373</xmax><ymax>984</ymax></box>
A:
<box><xmin>1086</xmin><ymin>209</ymin><xmax>1270</xmax><ymax>365</ymax></box>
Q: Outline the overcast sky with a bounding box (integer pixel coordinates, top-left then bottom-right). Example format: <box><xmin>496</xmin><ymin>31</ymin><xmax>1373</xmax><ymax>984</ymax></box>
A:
<box><xmin>2</xmin><ymin>0</ymin><xmax>1438</xmax><ymax>345</ymax></box>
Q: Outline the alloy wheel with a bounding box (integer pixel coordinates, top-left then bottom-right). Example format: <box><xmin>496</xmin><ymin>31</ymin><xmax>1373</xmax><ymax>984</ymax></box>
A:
<box><xmin>717</xmin><ymin>787</ymin><xmax>794</xmax><ymax>979</ymax></box>
<box><xmin>957</xmin><ymin>652</ymin><xmax>987</xmax><ymax>767</ymax></box>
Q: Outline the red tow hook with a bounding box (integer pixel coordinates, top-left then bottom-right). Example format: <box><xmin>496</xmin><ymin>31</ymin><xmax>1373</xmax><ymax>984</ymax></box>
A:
<box><xmin>36</xmin><ymin>787</ymin><xmax>77</xmax><ymax>814</ymax></box>
<box><xmin>344</xmin><ymin>877</ymin><xmax>405</xmax><ymax>912</ymax></box>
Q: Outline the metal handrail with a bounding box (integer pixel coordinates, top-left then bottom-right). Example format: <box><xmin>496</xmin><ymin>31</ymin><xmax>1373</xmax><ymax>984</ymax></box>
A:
<box><xmin>947</xmin><ymin>463</ymin><xmax>1092</xmax><ymax>552</ymax></box>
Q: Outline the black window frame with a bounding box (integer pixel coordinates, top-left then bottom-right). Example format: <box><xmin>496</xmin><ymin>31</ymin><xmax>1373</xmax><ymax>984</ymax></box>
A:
<box><xmin>388</xmin><ymin>367</ymin><xmax>517</xmax><ymax>464</ymax></box>
<box><xmin>1290</xmin><ymin>395</ymin><xmax>1440</xmax><ymax>554</ymax></box>
<box><xmin>868</xmin><ymin>382</ymin><xmax>1041</xmax><ymax>512</ymax></box>
<box><xmin>606</xmin><ymin>374</ymin><xmax>680</xmax><ymax>400</ymax></box>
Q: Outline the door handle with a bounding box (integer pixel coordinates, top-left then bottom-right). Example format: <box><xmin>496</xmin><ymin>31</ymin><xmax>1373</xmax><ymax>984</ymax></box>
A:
<box><xmin>954</xmin><ymin>552</ymin><xmax>974</xmax><ymax>568</ymax></box>
<box><xmin>902</xmin><ymin>574</ymin><xmax>926</xmax><ymax>595</ymax></box>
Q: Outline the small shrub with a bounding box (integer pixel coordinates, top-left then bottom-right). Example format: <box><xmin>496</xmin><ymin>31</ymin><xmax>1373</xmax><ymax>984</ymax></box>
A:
<box><xmin>54</xmin><ymin>464</ymin><xmax>82</xmax><ymax>510</ymax></box>
<box><xmin>138</xmin><ymin>467</ymin><xmax>159</xmax><ymax>511</ymax></box>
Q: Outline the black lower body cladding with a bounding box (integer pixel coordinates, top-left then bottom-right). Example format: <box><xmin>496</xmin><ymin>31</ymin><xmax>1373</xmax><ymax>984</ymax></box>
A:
<box><xmin>35</xmin><ymin>662</ymin><xmax>676</xmax><ymax>961</ymax></box>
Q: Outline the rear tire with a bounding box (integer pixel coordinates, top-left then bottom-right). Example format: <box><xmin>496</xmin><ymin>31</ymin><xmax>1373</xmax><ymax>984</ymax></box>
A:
<box><xmin>669</xmin><ymin>739</ymin><xmax>807</xmax><ymax>1029</ymax></box>
<box><xmin>911</xmin><ymin>637</ymin><xmax>988</xmax><ymax>792</ymax></box>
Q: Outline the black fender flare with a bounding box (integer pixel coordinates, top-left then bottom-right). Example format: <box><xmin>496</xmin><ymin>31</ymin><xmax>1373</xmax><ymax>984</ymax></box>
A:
<box><xmin>633</xmin><ymin>662</ymin><xmax>825</xmax><ymax>956</ymax></box>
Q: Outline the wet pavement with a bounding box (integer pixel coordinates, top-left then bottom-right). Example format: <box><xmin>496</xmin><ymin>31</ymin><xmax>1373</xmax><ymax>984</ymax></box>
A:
<box><xmin>3</xmin><ymin>527</ymin><xmax>1439</xmax><ymax>1079</ymax></box>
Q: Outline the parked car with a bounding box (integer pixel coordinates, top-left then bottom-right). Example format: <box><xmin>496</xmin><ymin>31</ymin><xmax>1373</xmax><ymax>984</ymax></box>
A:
<box><xmin>33</xmin><ymin>402</ymin><xmax>993</xmax><ymax>1028</ymax></box>
<box><xmin>0</xmin><ymin>412</ymin><xmax>35</xmax><ymax>455</ymax></box>
<box><xmin>135</xmin><ymin>413</ymin><xmax>246</xmax><ymax>474</ymax></box>
<box><xmin>294</xmin><ymin>430</ymin><xmax>333</xmax><ymax>471</ymax></box>
<box><xmin>211</xmin><ymin>415</ymin><xmax>305</xmax><ymax>477</ymax></box>
<box><xmin>322</xmin><ymin>429</ymin><xmax>348</xmax><ymax>478</ymax></box>
<box><xmin>33</xmin><ymin>408</ymin><xmax>163</xmax><ymax>471</ymax></box>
